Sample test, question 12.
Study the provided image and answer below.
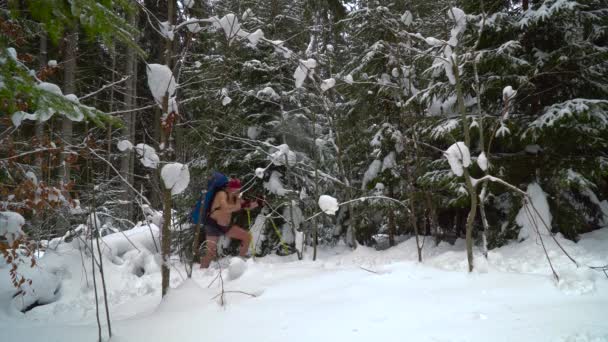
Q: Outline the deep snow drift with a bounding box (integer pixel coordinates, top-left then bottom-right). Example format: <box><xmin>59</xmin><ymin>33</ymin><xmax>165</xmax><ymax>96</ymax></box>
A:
<box><xmin>1</xmin><ymin>225</ymin><xmax>607</xmax><ymax>342</ymax></box>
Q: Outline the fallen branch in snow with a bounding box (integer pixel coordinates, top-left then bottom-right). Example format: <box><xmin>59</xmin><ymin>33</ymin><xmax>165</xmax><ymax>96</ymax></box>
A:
<box><xmin>218</xmin><ymin>261</ymin><xmax>226</xmax><ymax>306</ymax></box>
<box><xmin>211</xmin><ymin>290</ymin><xmax>258</xmax><ymax>300</ymax></box>
<box><xmin>359</xmin><ymin>266</ymin><xmax>379</xmax><ymax>274</ymax></box>
<box><xmin>523</xmin><ymin>201</ymin><xmax>559</xmax><ymax>281</ymax></box>
<box><xmin>528</xmin><ymin>199</ymin><xmax>579</xmax><ymax>267</ymax></box>
<box><xmin>589</xmin><ymin>265</ymin><xmax>608</xmax><ymax>279</ymax></box>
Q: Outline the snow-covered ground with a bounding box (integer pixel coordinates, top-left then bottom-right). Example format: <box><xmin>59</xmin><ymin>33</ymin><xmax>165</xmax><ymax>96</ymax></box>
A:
<box><xmin>1</xmin><ymin>227</ymin><xmax>607</xmax><ymax>342</ymax></box>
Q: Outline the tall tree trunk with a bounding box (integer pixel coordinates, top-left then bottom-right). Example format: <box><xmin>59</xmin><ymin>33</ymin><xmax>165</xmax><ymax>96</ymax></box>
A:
<box><xmin>474</xmin><ymin>60</ymin><xmax>490</xmax><ymax>259</ymax></box>
<box><xmin>106</xmin><ymin>49</ymin><xmax>116</xmax><ymax>179</ymax></box>
<box><xmin>61</xmin><ymin>29</ymin><xmax>78</xmax><ymax>184</ymax></box>
<box><xmin>160</xmin><ymin>0</ymin><xmax>176</xmax><ymax>298</ymax></box>
<box><xmin>454</xmin><ymin>56</ymin><xmax>477</xmax><ymax>272</ymax></box>
<box><xmin>121</xmin><ymin>10</ymin><xmax>139</xmax><ymax>222</ymax></box>
<box><xmin>36</xmin><ymin>31</ymin><xmax>47</xmax><ymax>175</ymax></box>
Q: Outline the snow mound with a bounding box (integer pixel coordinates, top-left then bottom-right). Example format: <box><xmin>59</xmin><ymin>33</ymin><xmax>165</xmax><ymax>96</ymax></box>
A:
<box><xmin>557</xmin><ymin>268</ymin><xmax>596</xmax><ymax>295</ymax></box>
<box><xmin>0</xmin><ymin>211</ymin><xmax>25</xmax><ymax>244</ymax></box>
<box><xmin>516</xmin><ymin>183</ymin><xmax>552</xmax><ymax>240</ymax></box>
<box><xmin>228</xmin><ymin>257</ymin><xmax>247</xmax><ymax>280</ymax></box>
<box><xmin>156</xmin><ymin>279</ymin><xmax>206</xmax><ymax>314</ymax></box>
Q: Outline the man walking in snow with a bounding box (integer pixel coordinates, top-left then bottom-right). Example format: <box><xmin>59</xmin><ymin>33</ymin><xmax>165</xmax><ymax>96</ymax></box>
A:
<box><xmin>200</xmin><ymin>177</ymin><xmax>258</xmax><ymax>268</ymax></box>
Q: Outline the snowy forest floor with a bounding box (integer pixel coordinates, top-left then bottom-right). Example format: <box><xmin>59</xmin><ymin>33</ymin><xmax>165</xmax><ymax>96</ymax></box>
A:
<box><xmin>2</xmin><ymin>227</ymin><xmax>608</xmax><ymax>342</ymax></box>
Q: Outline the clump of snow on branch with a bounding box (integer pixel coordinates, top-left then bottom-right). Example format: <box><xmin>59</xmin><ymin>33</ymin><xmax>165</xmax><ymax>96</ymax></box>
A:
<box><xmin>187</xmin><ymin>22</ymin><xmax>202</xmax><ymax>33</ymax></box>
<box><xmin>264</xmin><ymin>171</ymin><xmax>287</xmax><ymax>196</ymax></box>
<box><xmin>269</xmin><ymin>144</ymin><xmax>296</xmax><ymax>166</ymax></box>
<box><xmin>344</xmin><ymin>74</ymin><xmax>354</xmax><ymax>84</ymax></box>
<box><xmin>382</xmin><ymin>152</ymin><xmax>396</xmax><ymax>171</ymax></box>
<box><xmin>160</xmin><ymin>21</ymin><xmax>174</xmax><ymax>41</ymax></box>
<box><xmin>425</xmin><ymin>37</ymin><xmax>443</xmax><ymax>46</ymax></box>
<box><xmin>503</xmin><ymin>86</ymin><xmax>516</xmax><ymax>101</ymax></box>
<box><xmin>477</xmin><ymin>152</ymin><xmax>488</xmax><ymax>171</ymax></box>
<box><xmin>447</xmin><ymin>8</ymin><xmax>466</xmax><ymax>46</ymax></box>
<box><xmin>161</xmin><ymin>163</ymin><xmax>190</xmax><ymax>195</ymax></box>
<box><xmin>255</xmin><ymin>167</ymin><xmax>265</xmax><ymax>179</ymax></box>
<box><xmin>320</xmin><ymin>78</ymin><xmax>336</xmax><ymax>92</ymax></box>
<box><xmin>0</xmin><ymin>211</ymin><xmax>25</xmax><ymax>244</ymax></box>
<box><xmin>117</xmin><ymin>140</ymin><xmax>134</xmax><ymax>152</ymax></box>
<box><xmin>37</xmin><ymin>82</ymin><xmax>63</xmax><ymax>96</ymax></box>
<box><xmin>318</xmin><ymin>195</ymin><xmax>339</xmax><ymax>215</ymax></box>
<box><xmin>362</xmin><ymin>159</ymin><xmax>382</xmax><ymax>190</ymax></box>
<box><xmin>134</xmin><ymin>143</ymin><xmax>160</xmax><ymax>169</ymax></box>
<box><xmin>427</xmin><ymin>8</ymin><xmax>467</xmax><ymax>85</ymax></box>
<box><xmin>25</xmin><ymin>171</ymin><xmax>37</xmax><ymax>185</ymax></box>
<box><xmin>213</xmin><ymin>14</ymin><xmax>241</xmax><ymax>43</ymax></box>
<box><xmin>516</xmin><ymin>183</ymin><xmax>552</xmax><ymax>241</ymax></box>
<box><xmin>401</xmin><ymin>11</ymin><xmax>413</xmax><ymax>26</ymax></box>
<box><xmin>496</xmin><ymin>123</ymin><xmax>511</xmax><ymax>137</ymax></box>
<box><xmin>294</xmin><ymin>59</ymin><xmax>317</xmax><ymax>88</ymax></box>
<box><xmin>445</xmin><ymin>142</ymin><xmax>471</xmax><ymax>177</ymax></box>
<box><xmin>247</xmin><ymin>126</ymin><xmax>261</xmax><ymax>140</ymax></box>
<box><xmin>11</xmin><ymin>111</ymin><xmax>37</xmax><ymax>127</ymax></box>
<box><xmin>183</xmin><ymin>0</ymin><xmax>195</xmax><ymax>9</ymax></box>
<box><xmin>221</xmin><ymin>88</ymin><xmax>232</xmax><ymax>106</ymax></box>
<box><xmin>246</xmin><ymin>29</ymin><xmax>264</xmax><ymax>46</ymax></box>
<box><xmin>146</xmin><ymin>64</ymin><xmax>177</xmax><ymax>107</ymax></box>
<box><xmin>257</xmin><ymin>86</ymin><xmax>280</xmax><ymax>101</ymax></box>
<box><xmin>242</xmin><ymin>8</ymin><xmax>253</xmax><ymax>21</ymax></box>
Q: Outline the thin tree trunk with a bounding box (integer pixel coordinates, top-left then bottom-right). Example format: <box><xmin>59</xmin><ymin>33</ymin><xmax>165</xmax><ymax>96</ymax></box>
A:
<box><xmin>33</xmin><ymin>31</ymin><xmax>48</xmax><ymax>243</ymax></box>
<box><xmin>160</xmin><ymin>0</ymin><xmax>176</xmax><ymax>298</ymax></box>
<box><xmin>388</xmin><ymin>186</ymin><xmax>396</xmax><ymax>247</ymax></box>
<box><xmin>121</xmin><ymin>10</ymin><xmax>139</xmax><ymax>222</ymax></box>
<box><xmin>454</xmin><ymin>56</ymin><xmax>477</xmax><ymax>272</ymax></box>
<box><xmin>61</xmin><ymin>29</ymin><xmax>78</xmax><ymax>184</ymax></box>
<box><xmin>90</xmin><ymin>220</ymin><xmax>102</xmax><ymax>342</ymax></box>
<box><xmin>312</xmin><ymin>110</ymin><xmax>319</xmax><ymax>261</ymax></box>
<box><xmin>474</xmin><ymin>54</ymin><xmax>490</xmax><ymax>259</ymax></box>
<box><xmin>92</xmin><ymin>195</ymin><xmax>112</xmax><ymax>338</ymax></box>
<box><xmin>405</xmin><ymin>170</ymin><xmax>422</xmax><ymax>262</ymax></box>
<box><xmin>161</xmin><ymin>186</ymin><xmax>172</xmax><ymax>297</ymax></box>
<box><xmin>106</xmin><ymin>49</ymin><xmax>116</xmax><ymax>179</ymax></box>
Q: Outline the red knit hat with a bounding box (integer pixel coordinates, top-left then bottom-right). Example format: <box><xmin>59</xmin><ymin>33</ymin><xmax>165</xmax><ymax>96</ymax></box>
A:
<box><xmin>227</xmin><ymin>178</ymin><xmax>241</xmax><ymax>190</ymax></box>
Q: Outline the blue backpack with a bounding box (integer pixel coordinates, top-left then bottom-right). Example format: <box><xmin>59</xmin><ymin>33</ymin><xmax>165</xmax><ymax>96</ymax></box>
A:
<box><xmin>190</xmin><ymin>172</ymin><xmax>229</xmax><ymax>225</ymax></box>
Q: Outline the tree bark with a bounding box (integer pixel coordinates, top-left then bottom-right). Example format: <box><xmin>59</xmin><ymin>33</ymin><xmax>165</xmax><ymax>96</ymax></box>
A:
<box><xmin>121</xmin><ymin>10</ymin><xmax>139</xmax><ymax>222</ymax></box>
<box><xmin>61</xmin><ymin>29</ymin><xmax>78</xmax><ymax>184</ymax></box>
<box><xmin>160</xmin><ymin>0</ymin><xmax>176</xmax><ymax>298</ymax></box>
<box><xmin>454</xmin><ymin>56</ymin><xmax>477</xmax><ymax>272</ymax></box>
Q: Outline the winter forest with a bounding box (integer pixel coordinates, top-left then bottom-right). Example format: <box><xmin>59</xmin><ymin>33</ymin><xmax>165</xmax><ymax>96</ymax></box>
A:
<box><xmin>1</xmin><ymin>0</ymin><xmax>608</xmax><ymax>341</ymax></box>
